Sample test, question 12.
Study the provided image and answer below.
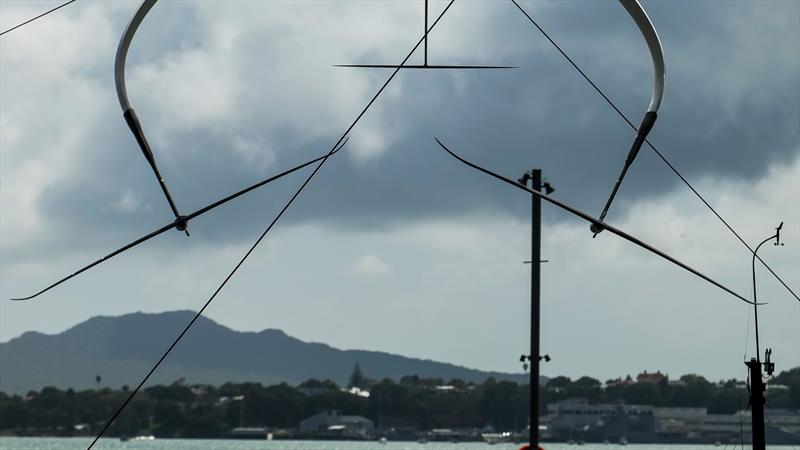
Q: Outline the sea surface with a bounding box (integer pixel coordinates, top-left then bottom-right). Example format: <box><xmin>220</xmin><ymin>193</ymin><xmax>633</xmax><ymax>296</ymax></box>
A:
<box><xmin>1</xmin><ymin>439</ymin><xmax>795</xmax><ymax>450</ymax></box>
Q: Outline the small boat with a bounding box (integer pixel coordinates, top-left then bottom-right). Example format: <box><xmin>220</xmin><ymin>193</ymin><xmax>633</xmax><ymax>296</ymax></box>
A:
<box><xmin>482</xmin><ymin>432</ymin><xmax>513</xmax><ymax>444</ymax></box>
<box><xmin>379</xmin><ymin>437</ymin><xmax>388</xmax><ymax>445</ymax></box>
<box><xmin>133</xmin><ymin>435</ymin><xmax>155</xmax><ymax>441</ymax></box>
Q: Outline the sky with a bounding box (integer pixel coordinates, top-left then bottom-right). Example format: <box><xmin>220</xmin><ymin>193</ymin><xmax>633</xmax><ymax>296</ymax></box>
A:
<box><xmin>1</xmin><ymin>0</ymin><xmax>798</xmax><ymax>384</ymax></box>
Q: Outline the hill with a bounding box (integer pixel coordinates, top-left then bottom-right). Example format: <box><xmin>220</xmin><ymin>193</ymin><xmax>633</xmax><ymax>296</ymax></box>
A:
<box><xmin>0</xmin><ymin>310</ymin><xmax>526</xmax><ymax>394</ymax></box>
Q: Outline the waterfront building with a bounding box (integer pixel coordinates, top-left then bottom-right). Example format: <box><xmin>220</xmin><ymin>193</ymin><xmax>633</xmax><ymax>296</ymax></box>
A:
<box><xmin>547</xmin><ymin>398</ymin><xmax>655</xmax><ymax>441</ymax></box>
<box><xmin>653</xmin><ymin>407</ymin><xmax>706</xmax><ymax>437</ymax></box>
<box><xmin>547</xmin><ymin>399</ymin><xmax>800</xmax><ymax>444</ymax></box>
<box><xmin>299</xmin><ymin>410</ymin><xmax>374</xmax><ymax>439</ymax></box>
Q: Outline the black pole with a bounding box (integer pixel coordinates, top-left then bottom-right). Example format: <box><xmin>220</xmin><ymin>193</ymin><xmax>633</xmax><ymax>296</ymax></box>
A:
<box><xmin>746</xmin><ymin>224</ymin><xmax>782</xmax><ymax>450</ymax></box>
<box><xmin>424</xmin><ymin>0</ymin><xmax>428</xmax><ymax>66</ymax></box>
<box><xmin>746</xmin><ymin>358</ymin><xmax>766</xmax><ymax>450</ymax></box>
<box><xmin>530</xmin><ymin>169</ymin><xmax>542</xmax><ymax>449</ymax></box>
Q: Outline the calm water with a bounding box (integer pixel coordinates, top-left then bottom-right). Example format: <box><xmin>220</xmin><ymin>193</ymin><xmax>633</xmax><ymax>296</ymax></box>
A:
<box><xmin>0</xmin><ymin>439</ymin><xmax>792</xmax><ymax>450</ymax></box>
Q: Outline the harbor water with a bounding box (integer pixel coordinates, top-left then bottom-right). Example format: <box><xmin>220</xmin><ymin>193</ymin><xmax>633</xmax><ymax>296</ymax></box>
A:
<box><xmin>0</xmin><ymin>439</ymin><xmax>796</xmax><ymax>450</ymax></box>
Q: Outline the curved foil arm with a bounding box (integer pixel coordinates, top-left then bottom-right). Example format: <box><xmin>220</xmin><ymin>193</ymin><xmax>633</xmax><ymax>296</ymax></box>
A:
<box><xmin>591</xmin><ymin>0</ymin><xmax>666</xmax><ymax>236</ymax></box>
<box><xmin>113</xmin><ymin>0</ymin><xmax>187</xmax><ymax>233</ymax></box>
<box><xmin>115</xmin><ymin>0</ymin><xmax>157</xmax><ymax>112</ymax></box>
<box><xmin>619</xmin><ymin>0</ymin><xmax>664</xmax><ymax>113</ymax></box>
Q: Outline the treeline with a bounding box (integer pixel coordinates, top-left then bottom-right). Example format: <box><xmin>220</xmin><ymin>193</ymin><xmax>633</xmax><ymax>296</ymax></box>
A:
<box><xmin>0</xmin><ymin>368</ymin><xmax>797</xmax><ymax>438</ymax></box>
<box><xmin>546</xmin><ymin>369</ymin><xmax>798</xmax><ymax>413</ymax></box>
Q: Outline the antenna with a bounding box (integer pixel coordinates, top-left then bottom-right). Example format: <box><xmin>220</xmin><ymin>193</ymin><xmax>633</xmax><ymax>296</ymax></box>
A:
<box><xmin>335</xmin><ymin>0</ymin><xmax>515</xmax><ymax>70</ymax></box>
<box><xmin>750</xmin><ymin>221</ymin><xmax>785</xmax><ymax>360</ymax></box>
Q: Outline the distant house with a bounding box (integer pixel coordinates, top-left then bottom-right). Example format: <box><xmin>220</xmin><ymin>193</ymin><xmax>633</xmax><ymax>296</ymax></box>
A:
<box><xmin>299</xmin><ymin>410</ymin><xmax>374</xmax><ymax>439</ymax></box>
<box><xmin>636</xmin><ymin>370</ymin><xmax>667</xmax><ymax>384</ymax></box>
<box><xmin>605</xmin><ymin>375</ymin><xmax>635</xmax><ymax>388</ymax></box>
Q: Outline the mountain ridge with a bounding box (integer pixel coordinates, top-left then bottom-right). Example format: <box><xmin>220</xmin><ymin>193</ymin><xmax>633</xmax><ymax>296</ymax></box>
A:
<box><xmin>0</xmin><ymin>310</ymin><xmax>527</xmax><ymax>395</ymax></box>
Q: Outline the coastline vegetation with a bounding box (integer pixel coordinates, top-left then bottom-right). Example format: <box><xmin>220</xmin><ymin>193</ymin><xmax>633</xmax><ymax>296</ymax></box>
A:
<box><xmin>0</xmin><ymin>368</ymin><xmax>796</xmax><ymax>439</ymax></box>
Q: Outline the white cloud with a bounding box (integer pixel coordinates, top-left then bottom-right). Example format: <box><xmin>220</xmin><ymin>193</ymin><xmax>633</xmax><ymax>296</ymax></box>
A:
<box><xmin>347</xmin><ymin>254</ymin><xmax>392</xmax><ymax>278</ymax></box>
<box><xmin>231</xmin><ymin>137</ymin><xmax>276</xmax><ymax>174</ymax></box>
<box><xmin>0</xmin><ymin>1</ymin><xmax>117</xmax><ymax>251</ymax></box>
<box><xmin>110</xmin><ymin>187</ymin><xmax>150</xmax><ymax>214</ymax></box>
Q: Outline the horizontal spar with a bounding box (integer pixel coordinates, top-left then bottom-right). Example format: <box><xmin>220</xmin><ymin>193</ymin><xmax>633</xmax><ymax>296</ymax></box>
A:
<box><xmin>333</xmin><ymin>64</ymin><xmax>515</xmax><ymax>69</ymax></box>
<box><xmin>433</xmin><ymin>137</ymin><xmax>759</xmax><ymax>307</ymax></box>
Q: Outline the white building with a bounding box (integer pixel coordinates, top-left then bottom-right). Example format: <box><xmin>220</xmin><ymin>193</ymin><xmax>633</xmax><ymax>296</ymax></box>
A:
<box><xmin>299</xmin><ymin>410</ymin><xmax>374</xmax><ymax>439</ymax></box>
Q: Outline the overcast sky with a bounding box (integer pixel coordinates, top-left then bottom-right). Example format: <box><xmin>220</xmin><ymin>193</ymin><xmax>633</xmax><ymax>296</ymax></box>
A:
<box><xmin>1</xmin><ymin>0</ymin><xmax>798</xmax><ymax>385</ymax></box>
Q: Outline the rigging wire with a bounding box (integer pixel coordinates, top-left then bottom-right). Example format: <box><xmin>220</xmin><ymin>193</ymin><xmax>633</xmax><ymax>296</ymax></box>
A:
<box><xmin>0</xmin><ymin>0</ymin><xmax>77</xmax><ymax>37</ymax></box>
<box><xmin>743</xmin><ymin>307</ymin><xmax>752</xmax><ymax>363</ymax></box>
<box><xmin>11</xmin><ymin>141</ymin><xmax>348</xmax><ymax>301</ymax></box>
<box><xmin>11</xmin><ymin>138</ymin><xmax>350</xmax><ymax>301</ymax></box>
<box><xmin>85</xmin><ymin>2</ymin><xmax>456</xmax><ymax>448</ymax></box>
<box><xmin>434</xmin><ymin>137</ymin><xmax>758</xmax><ymax>307</ymax></box>
<box><xmin>510</xmin><ymin>0</ymin><xmax>799</xmax><ymax>304</ymax></box>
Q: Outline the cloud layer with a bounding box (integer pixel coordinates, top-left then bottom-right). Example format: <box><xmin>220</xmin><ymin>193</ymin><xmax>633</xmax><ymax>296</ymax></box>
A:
<box><xmin>1</xmin><ymin>0</ymin><xmax>798</xmax><ymax>381</ymax></box>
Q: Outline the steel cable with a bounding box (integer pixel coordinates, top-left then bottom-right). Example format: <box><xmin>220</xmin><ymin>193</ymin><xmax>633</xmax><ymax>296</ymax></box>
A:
<box><xmin>511</xmin><ymin>0</ymin><xmax>799</xmax><ymax>303</ymax></box>
<box><xmin>85</xmin><ymin>2</ymin><xmax>456</xmax><ymax>448</ymax></box>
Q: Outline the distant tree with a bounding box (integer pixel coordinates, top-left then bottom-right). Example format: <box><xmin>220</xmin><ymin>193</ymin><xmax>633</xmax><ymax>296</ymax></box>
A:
<box><xmin>771</xmin><ymin>367</ymin><xmax>800</xmax><ymax>406</ymax></box>
<box><xmin>298</xmin><ymin>379</ymin><xmax>339</xmax><ymax>395</ymax></box>
<box><xmin>546</xmin><ymin>376</ymin><xmax>571</xmax><ymax>389</ymax></box>
<box><xmin>299</xmin><ymin>379</ymin><xmax>324</xmax><ymax>388</ymax></box>
<box><xmin>672</xmin><ymin>374</ymin><xmax>713</xmax><ymax>407</ymax></box>
<box><xmin>400</xmin><ymin>374</ymin><xmax>420</xmax><ymax>385</ymax></box>
<box><xmin>713</xmin><ymin>383</ymin><xmax>747</xmax><ymax>414</ymax></box>
<box><xmin>348</xmin><ymin>362</ymin><xmax>365</xmax><ymax>389</ymax></box>
<box><xmin>772</xmin><ymin>367</ymin><xmax>799</xmax><ymax>386</ymax></box>
<box><xmin>321</xmin><ymin>379</ymin><xmax>340</xmax><ymax>390</ymax></box>
<box><xmin>574</xmin><ymin>376</ymin><xmax>601</xmax><ymax>387</ymax></box>
<box><xmin>568</xmin><ymin>377</ymin><xmax>604</xmax><ymax>403</ymax></box>
<box><xmin>622</xmin><ymin>381</ymin><xmax>663</xmax><ymax>406</ymax></box>
<box><xmin>95</xmin><ymin>374</ymin><xmax>101</xmax><ymax>390</ymax></box>
<box><xmin>449</xmin><ymin>378</ymin><xmax>467</xmax><ymax>390</ymax></box>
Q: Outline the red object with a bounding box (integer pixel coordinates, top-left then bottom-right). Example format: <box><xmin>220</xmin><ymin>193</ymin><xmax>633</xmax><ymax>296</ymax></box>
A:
<box><xmin>518</xmin><ymin>446</ymin><xmax>545</xmax><ymax>450</ymax></box>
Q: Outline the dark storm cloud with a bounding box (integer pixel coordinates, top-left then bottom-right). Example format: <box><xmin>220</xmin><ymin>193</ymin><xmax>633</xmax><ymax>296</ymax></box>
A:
<box><xmin>26</xmin><ymin>0</ymin><xmax>800</xmax><ymax>255</ymax></box>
